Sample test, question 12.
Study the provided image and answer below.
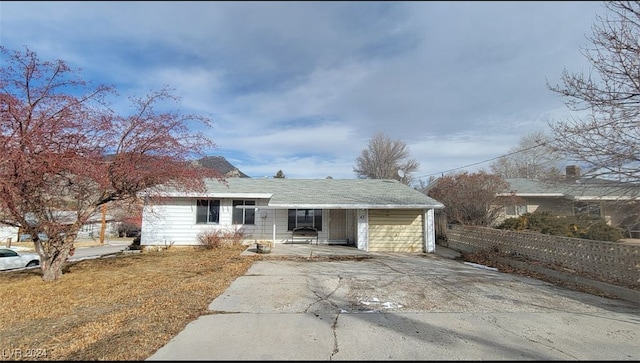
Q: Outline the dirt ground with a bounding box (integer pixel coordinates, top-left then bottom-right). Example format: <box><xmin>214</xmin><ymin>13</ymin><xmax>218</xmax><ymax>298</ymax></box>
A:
<box><xmin>0</xmin><ymin>243</ymin><xmax>259</xmax><ymax>361</ymax></box>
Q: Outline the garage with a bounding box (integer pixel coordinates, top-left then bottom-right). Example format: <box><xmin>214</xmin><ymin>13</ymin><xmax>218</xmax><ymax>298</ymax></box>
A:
<box><xmin>368</xmin><ymin>209</ymin><xmax>424</xmax><ymax>252</ymax></box>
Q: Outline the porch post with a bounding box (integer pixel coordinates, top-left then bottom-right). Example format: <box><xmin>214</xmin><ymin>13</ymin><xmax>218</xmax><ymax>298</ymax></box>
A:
<box><xmin>356</xmin><ymin>209</ymin><xmax>368</xmax><ymax>251</ymax></box>
<box><xmin>272</xmin><ymin>213</ymin><xmax>276</xmax><ymax>245</ymax></box>
<box><xmin>424</xmin><ymin>208</ymin><xmax>435</xmax><ymax>253</ymax></box>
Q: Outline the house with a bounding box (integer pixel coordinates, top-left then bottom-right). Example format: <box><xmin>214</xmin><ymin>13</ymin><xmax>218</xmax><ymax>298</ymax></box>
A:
<box><xmin>497</xmin><ymin>166</ymin><xmax>640</xmax><ymax>234</ymax></box>
<box><xmin>4</xmin><ymin>210</ymin><xmax>120</xmax><ymax>243</ymax></box>
<box><xmin>0</xmin><ymin>225</ymin><xmax>19</xmax><ymax>244</ymax></box>
<box><xmin>140</xmin><ymin>178</ymin><xmax>445</xmax><ymax>253</ymax></box>
<box><xmin>75</xmin><ymin>211</ymin><xmax>120</xmax><ymax>239</ymax></box>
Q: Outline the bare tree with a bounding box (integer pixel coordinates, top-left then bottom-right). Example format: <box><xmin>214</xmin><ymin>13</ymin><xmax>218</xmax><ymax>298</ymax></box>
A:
<box><xmin>425</xmin><ymin>171</ymin><xmax>518</xmax><ymax>226</ymax></box>
<box><xmin>0</xmin><ymin>46</ymin><xmax>221</xmax><ymax>281</ymax></box>
<box><xmin>547</xmin><ymin>1</ymin><xmax>640</xmax><ymax>183</ymax></box>
<box><xmin>490</xmin><ymin>130</ymin><xmax>563</xmax><ymax>179</ymax></box>
<box><xmin>414</xmin><ymin>175</ymin><xmax>437</xmax><ymax>192</ymax></box>
<box><xmin>353</xmin><ymin>132</ymin><xmax>419</xmax><ymax>185</ymax></box>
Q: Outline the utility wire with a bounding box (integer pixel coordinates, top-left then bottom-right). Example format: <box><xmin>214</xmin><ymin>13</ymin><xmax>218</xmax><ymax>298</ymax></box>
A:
<box><xmin>414</xmin><ymin>141</ymin><xmax>549</xmax><ymax>180</ymax></box>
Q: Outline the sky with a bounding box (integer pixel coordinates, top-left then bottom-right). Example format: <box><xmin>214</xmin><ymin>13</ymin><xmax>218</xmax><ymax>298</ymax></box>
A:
<box><xmin>0</xmin><ymin>1</ymin><xmax>607</xmax><ymax>182</ymax></box>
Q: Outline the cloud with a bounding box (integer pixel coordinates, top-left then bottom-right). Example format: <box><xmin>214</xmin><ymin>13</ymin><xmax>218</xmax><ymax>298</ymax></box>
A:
<box><xmin>0</xmin><ymin>1</ymin><xmax>607</xmax><ymax>181</ymax></box>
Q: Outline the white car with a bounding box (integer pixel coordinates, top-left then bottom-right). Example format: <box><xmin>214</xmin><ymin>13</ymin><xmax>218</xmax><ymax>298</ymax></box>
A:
<box><xmin>0</xmin><ymin>248</ymin><xmax>40</xmax><ymax>270</ymax></box>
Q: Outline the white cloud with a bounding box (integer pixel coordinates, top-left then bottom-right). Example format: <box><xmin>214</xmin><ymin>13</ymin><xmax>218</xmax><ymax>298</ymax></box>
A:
<box><xmin>0</xmin><ymin>1</ymin><xmax>607</xmax><ymax>181</ymax></box>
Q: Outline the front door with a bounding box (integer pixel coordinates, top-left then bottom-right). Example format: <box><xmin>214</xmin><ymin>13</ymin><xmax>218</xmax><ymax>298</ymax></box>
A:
<box><xmin>329</xmin><ymin>209</ymin><xmax>347</xmax><ymax>241</ymax></box>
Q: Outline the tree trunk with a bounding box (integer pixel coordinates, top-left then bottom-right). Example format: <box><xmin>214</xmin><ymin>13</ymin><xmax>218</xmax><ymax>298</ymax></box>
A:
<box><xmin>41</xmin><ymin>252</ymin><xmax>68</xmax><ymax>281</ymax></box>
<box><xmin>35</xmin><ymin>236</ymin><xmax>75</xmax><ymax>282</ymax></box>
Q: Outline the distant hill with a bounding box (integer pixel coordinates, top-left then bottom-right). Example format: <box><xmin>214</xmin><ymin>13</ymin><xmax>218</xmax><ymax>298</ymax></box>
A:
<box><xmin>194</xmin><ymin>156</ymin><xmax>250</xmax><ymax>178</ymax></box>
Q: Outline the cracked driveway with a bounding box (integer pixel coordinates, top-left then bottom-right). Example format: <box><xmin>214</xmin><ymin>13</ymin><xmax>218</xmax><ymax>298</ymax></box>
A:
<box><xmin>147</xmin><ymin>252</ymin><xmax>639</xmax><ymax>360</ymax></box>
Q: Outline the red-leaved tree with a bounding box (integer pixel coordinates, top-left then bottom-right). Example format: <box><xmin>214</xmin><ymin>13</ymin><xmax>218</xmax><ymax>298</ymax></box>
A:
<box><xmin>0</xmin><ymin>46</ymin><xmax>222</xmax><ymax>281</ymax></box>
<box><xmin>426</xmin><ymin>171</ymin><xmax>518</xmax><ymax>226</ymax></box>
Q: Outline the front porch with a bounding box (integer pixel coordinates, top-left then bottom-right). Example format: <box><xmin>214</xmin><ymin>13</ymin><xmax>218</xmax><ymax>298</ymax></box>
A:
<box><xmin>243</xmin><ymin>207</ymin><xmax>357</xmax><ymax>246</ymax></box>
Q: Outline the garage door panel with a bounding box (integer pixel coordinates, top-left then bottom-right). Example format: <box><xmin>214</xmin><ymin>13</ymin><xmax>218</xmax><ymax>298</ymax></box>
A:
<box><xmin>369</xmin><ymin>209</ymin><xmax>423</xmax><ymax>252</ymax></box>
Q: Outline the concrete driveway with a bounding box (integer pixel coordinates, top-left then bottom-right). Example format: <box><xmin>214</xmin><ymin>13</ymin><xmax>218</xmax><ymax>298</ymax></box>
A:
<box><xmin>148</xmin><ymin>246</ymin><xmax>639</xmax><ymax>360</ymax></box>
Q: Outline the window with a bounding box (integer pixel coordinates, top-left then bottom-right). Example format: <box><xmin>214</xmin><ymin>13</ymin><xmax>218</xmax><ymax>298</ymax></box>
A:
<box><xmin>574</xmin><ymin>202</ymin><xmax>601</xmax><ymax>217</ymax></box>
<box><xmin>0</xmin><ymin>249</ymin><xmax>18</xmax><ymax>257</ymax></box>
<box><xmin>287</xmin><ymin>209</ymin><xmax>322</xmax><ymax>231</ymax></box>
<box><xmin>505</xmin><ymin>205</ymin><xmax>527</xmax><ymax>216</ymax></box>
<box><xmin>233</xmin><ymin>200</ymin><xmax>256</xmax><ymax>225</ymax></box>
<box><xmin>196</xmin><ymin>199</ymin><xmax>220</xmax><ymax>224</ymax></box>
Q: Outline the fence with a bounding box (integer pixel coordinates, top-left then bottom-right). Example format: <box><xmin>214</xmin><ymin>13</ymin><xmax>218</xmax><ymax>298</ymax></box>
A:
<box><xmin>441</xmin><ymin>224</ymin><xmax>639</xmax><ymax>290</ymax></box>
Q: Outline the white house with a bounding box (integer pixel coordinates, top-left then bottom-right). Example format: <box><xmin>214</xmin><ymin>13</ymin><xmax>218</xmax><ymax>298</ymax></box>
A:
<box><xmin>140</xmin><ymin>178</ymin><xmax>445</xmax><ymax>253</ymax></box>
<box><xmin>0</xmin><ymin>210</ymin><xmax>120</xmax><ymax>244</ymax></box>
<box><xmin>0</xmin><ymin>225</ymin><xmax>19</xmax><ymax>244</ymax></box>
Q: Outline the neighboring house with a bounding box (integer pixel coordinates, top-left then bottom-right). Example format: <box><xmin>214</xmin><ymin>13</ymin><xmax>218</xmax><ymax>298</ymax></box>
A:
<box><xmin>497</xmin><ymin>166</ymin><xmax>640</xmax><ymax>234</ymax></box>
<box><xmin>76</xmin><ymin>212</ymin><xmax>119</xmax><ymax>239</ymax></box>
<box><xmin>0</xmin><ymin>225</ymin><xmax>19</xmax><ymax>244</ymax></box>
<box><xmin>11</xmin><ymin>210</ymin><xmax>119</xmax><ymax>242</ymax></box>
<box><xmin>140</xmin><ymin>178</ymin><xmax>445</xmax><ymax>253</ymax></box>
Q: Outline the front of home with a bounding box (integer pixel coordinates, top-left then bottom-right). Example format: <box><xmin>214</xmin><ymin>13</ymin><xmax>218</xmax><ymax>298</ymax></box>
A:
<box><xmin>140</xmin><ymin>178</ymin><xmax>445</xmax><ymax>253</ymax></box>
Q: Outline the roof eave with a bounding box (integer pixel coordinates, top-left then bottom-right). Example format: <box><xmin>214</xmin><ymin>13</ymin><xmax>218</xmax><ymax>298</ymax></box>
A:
<box><xmin>572</xmin><ymin>196</ymin><xmax>639</xmax><ymax>201</ymax></box>
<box><xmin>148</xmin><ymin>192</ymin><xmax>274</xmax><ymax>199</ymax></box>
<box><xmin>237</xmin><ymin>204</ymin><xmax>445</xmax><ymax>209</ymax></box>
<box><xmin>497</xmin><ymin>193</ymin><xmax>565</xmax><ymax>197</ymax></box>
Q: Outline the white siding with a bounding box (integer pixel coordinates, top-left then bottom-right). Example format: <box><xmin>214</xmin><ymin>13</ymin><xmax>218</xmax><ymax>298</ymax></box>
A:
<box><xmin>0</xmin><ymin>225</ymin><xmax>18</xmax><ymax>244</ymax></box>
<box><xmin>141</xmin><ymin>199</ymin><xmax>332</xmax><ymax>246</ymax></box>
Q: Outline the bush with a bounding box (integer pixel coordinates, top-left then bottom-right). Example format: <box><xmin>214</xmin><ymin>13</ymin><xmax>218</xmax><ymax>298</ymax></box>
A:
<box><xmin>497</xmin><ymin>211</ymin><xmax>569</xmax><ymax>236</ymax></box>
<box><xmin>497</xmin><ymin>211</ymin><xmax>624</xmax><ymax>242</ymax></box>
<box><xmin>197</xmin><ymin>229</ymin><xmax>245</xmax><ymax>249</ymax></box>
<box><xmin>578</xmin><ymin>221</ymin><xmax>626</xmax><ymax>242</ymax></box>
<box><xmin>128</xmin><ymin>236</ymin><xmax>142</xmax><ymax>250</ymax></box>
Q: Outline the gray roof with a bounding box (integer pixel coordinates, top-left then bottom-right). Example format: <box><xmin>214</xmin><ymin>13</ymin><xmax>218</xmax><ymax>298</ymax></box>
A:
<box><xmin>156</xmin><ymin>178</ymin><xmax>445</xmax><ymax>209</ymax></box>
<box><xmin>503</xmin><ymin>178</ymin><xmax>640</xmax><ymax>200</ymax></box>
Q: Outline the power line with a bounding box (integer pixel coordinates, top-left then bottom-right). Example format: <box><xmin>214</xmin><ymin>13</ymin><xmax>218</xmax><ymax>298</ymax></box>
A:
<box><xmin>414</xmin><ymin>141</ymin><xmax>548</xmax><ymax>180</ymax></box>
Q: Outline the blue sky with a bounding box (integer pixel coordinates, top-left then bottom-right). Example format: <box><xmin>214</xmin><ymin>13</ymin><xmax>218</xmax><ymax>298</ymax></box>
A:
<box><xmin>0</xmin><ymin>1</ymin><xmax>606</xmax><ymax>181</ymax></box>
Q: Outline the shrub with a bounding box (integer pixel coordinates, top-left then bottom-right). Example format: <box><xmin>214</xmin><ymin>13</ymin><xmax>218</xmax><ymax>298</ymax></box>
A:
<box><xmin>578</xmin><ymin>221</ymin><xmax>625</xmax><ymax>242</ymax></box>
<box><xmin>497</xmin><ymin>211</ymin><xmax>569</xmax><ymax>235</ymax></box>
<box><xmin>128</xmin><ymin>236</ymin><xmax>142</xmax><ymax>250</ymax></box>
<box><xmin>497</xmin><ymin>211</ymin><xmax>624</xmax><ymax>242</ymax></box>
<box><xmin>197</xmin><ymin>228</ymin><xmax>245</xmax><ymax>249</ymax></box>
<box><xmin>496</xmin><ymin>216</ymin><xmax>525</xmax><ymax>231</ymax></box>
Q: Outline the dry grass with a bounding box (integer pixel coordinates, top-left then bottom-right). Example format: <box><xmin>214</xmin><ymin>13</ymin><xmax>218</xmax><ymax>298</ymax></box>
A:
<box><xmin>0</xmin><ymin>244</ymin><xmax>259</xmax><ymax>361</ymax></box>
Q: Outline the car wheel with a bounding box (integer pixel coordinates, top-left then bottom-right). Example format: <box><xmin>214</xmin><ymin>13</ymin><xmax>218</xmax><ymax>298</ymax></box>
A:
<box><xmin>26</xmin><ymin>261</ymin><xmax>39</xmax><ymax>267</ymax></box>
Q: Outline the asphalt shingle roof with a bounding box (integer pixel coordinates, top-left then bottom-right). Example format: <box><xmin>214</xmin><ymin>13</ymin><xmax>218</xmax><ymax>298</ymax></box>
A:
<box><xmin>504</xmin><ymin>178</ymin><xmax>640</xmax><ymax>199</ymax></box>
<box><xmin>161</xmin><ymin>178</ymin><xmax>444</xmax><ymax>209</ymax></box>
